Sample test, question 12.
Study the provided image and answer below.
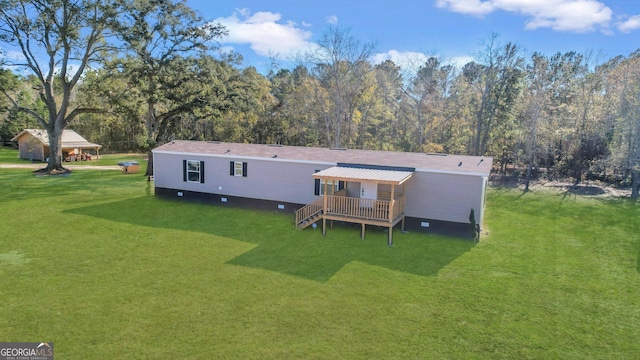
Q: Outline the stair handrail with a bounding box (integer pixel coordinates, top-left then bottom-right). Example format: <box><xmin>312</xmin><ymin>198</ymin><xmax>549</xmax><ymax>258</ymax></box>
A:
<box><xmin>295</xmin><ymin>197</ymin><xmax>324</xmax><ymax>226</ymax></box>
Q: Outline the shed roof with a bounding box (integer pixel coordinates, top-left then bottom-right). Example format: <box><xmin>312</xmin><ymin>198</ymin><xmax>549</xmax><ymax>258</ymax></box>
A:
<box><xmin>153</xmin><ymin>140</ymin><xmax>493</xmax><ymax>176</ymax></box>
<box><xmin>11</xmin><ymin>129</ymin><xmax>102</xmax><ymax>149</ymax></box>
<box><xmin>313</xmin><ymin>166</ymin><xmax>413</xmax><ymax>185</ymax></box>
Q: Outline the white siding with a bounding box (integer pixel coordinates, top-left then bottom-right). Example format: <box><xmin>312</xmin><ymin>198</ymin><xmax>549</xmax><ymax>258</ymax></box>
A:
<box><xmin>154</xmin><ymin>152</ymin><xmax>329</xmax><ymax>205</ymax></box>
<box><xmin>405</xmin><ymin>171</ymin><xmax>484</xmax><ymax>223</ymax></box>
<box><xmin>154</xmin><ymin>151</ymin><xmax>487</xmax><ymax>224</ymax></box>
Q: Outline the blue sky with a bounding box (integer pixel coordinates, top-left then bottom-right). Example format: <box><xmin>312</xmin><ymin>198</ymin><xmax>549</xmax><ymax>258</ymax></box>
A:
<box><xmin>188</xmin><ymin>0</ymin><xmax>640</xmax><ymax>72</ymax></box>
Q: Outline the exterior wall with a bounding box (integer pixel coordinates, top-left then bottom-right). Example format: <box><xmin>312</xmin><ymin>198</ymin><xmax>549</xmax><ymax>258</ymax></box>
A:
<box><xmin>154</xmin><ymin>151</ymin><xmax>487</xmax><ymax>228</ymax></box>
<box><xmin>404</xmin><ymin>171</ymin><xmax>485</xmax><ymax>225</ymax></box>
<box><xmin>18</xmin><ymin>136</ymin><xmax>45</xmax><ymax>160</ymax></box>
<box><xmin>153</xmin><ymin>151</ymin><xmax>332</xmax><ymax>206</ymax></box>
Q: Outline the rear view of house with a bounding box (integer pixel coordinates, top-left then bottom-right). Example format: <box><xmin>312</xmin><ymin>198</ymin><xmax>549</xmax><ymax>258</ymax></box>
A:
<box><xmin>152</xmin><ymin>141</ymin><xmax>492</xmax><ymax>242</ymax></box>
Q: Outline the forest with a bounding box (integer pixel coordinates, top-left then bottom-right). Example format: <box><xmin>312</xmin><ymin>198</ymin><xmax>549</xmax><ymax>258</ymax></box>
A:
<box><xmin>0</xmin><ymin>0</ymin><xmax>639</xmax><ymax>196</ymax></box>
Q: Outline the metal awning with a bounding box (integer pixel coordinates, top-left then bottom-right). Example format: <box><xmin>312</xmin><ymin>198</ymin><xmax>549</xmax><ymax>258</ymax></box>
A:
<box><xmin>312</xmin><ymin>166</ymin><xmax>413</xmax><ymax>185</ymax></box>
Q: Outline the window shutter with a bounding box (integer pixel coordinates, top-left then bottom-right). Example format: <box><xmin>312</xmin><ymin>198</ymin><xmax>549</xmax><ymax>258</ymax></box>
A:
<box><xmin>183</xmin><ymin>160</ymin><xmax>187</xmax><ymax>182</ymax></box>
<box><xmin>230</xmin><ymin>161</ymin><xmax>234</xmax><ymax>176</ymax></box>
<box><xmin>242</xmin><ymin>162</ymin><xmax>248</xmax><ymax>177</ymax></box>
<box><xmin>200</xmin><ymin>161</ymin><xmax>205</xmax><ymax>183</ymax></box>
<box><xmin>314</xmin><ymin>170</ymin><xmax>320</xmax><ymax>195</ymax></box>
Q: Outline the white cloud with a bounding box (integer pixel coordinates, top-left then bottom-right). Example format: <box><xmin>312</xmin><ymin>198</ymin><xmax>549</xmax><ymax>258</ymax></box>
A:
<box><xmin>446</xmin><ymin>55</ymin><xmax>475</xmax><ymax>69</ymax></box>
<box><xmin>373</xmin><ymin>50</ymin><xmax>475</xmax><ymax>68</ymax></box>
<box><xmin>371</xmin><ymin>50</ymin><xmax>476</xmax><ymax>75</ymax></box>
<box><xmin>435</xmin><ymin>0</ymin><xmax>495</xmax><ymax>16</ymax></box>
<box><xmin>617</xmin><ymin>15</ymin><xmax>640</xmax><ymax>33</ymax></box>
<box><xmin>436</xmin><ymin>0</ymin><xmax>613</xmax><ymax>33</ymax></box>
<box><xmin>4</xmin><ymin>50</ymin><xmax>26</xmax><ymax>62</ymax></box>
<box><xmin>212</xmin><ymin>8</ymin><xmax>315</xmax><ymax>59</ymax></box>
<box><xmin>325</xmin><ymin>15</ymin><xmax>339</xmax><ymax>25</ymax></box>
<box><xmin>371</xmin><ymin>50</ymin><xmax>430</xmax><ymax>69</ymax></box>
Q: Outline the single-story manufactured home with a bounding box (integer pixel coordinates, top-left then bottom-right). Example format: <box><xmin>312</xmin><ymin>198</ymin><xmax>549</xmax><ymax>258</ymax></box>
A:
<box><xmin>11</xmin><ymin>129</ymin><xmax>101</xmax><ymax>161</ymax></box>
<box><xmin>152</xmin><ymin>141</ymin><xmax>492</xmax><ymax>244</ymax></box>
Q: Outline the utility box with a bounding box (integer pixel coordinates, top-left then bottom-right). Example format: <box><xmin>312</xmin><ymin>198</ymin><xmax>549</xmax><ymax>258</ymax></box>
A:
<box><xmin>117</xmin><ymin>161</ymin><xmax>140</xmax><ymax>174</ymax></box>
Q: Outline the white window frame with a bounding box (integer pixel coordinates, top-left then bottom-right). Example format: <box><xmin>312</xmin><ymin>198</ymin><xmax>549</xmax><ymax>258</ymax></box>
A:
<box><xmin>234</xmin><ymin>161</ymin><xmax>244</xmax><ymax>177</ymax></box>
<box><xmin>186</xmin><ymin>160</ymin><xmax>201</xmax><ymax>183</ymax></box>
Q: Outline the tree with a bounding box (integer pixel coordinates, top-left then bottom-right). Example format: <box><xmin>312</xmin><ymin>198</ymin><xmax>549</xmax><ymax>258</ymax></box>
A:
<box><xmin>522</xmin><ymin>53</ymin><xmax>551</xmax><ymax>191</ymax></box>
<box><xmin>301</xmin><ymin>26</ymin><xmax>376</xmax><ymax>148</ymax></box>
<box><xmin>109</xmin><ymin>0</ymin><xmax>227</xmax><ymax>175</ymax></box>
<box><xmin>463</xmin><ymin>34</ymin><xmax>523</xmax><ymax>157</ymax></box>
<box><xmin>603</xmin><ymin>52</ymin><xmax>640</xmax><ymax>198</ymax></box>
<box><xmin>0</xmin><ymin>72</ymin><xmax>42</xmax><ymax>143</ymax></box>
<box><xmin>401</xmin><ymin>57</ymin><xmax>455</xmax><ymax>152</ymax></box>
<box><xmin>0</xmin><ymin>0</ymin><xmax>116</xmax><ymax>173</ymax></box>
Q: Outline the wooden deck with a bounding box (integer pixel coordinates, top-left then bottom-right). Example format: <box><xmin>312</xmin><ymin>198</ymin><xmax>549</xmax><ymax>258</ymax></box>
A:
<box><xmin>295</xmin><ymin>193</ymin><xmax>406</xmax><ymax>244</ymax></box>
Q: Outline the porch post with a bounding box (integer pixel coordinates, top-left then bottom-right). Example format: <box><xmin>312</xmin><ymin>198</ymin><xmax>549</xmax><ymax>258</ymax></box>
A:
<box><xmin>389</xmin><ymin>185</ymin><xmax>395</xmax><ymax>223</ymax></box>
<box><xmin>361</xmin><ymin>223</ymin><xmax>365</xmax><ymax>240</ymax></box>
<box><xmin>322</xmin><ymin>179</ymin><xmax>328</xmax><ymax>236</ymax></box>
<box><xmin>388</xmin><ymin>184</ymin><xmax>395</xmax><ymax>246</ymax></box>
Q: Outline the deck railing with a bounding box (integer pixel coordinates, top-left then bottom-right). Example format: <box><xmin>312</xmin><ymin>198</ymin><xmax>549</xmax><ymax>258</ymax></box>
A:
<box><xmin>326</xmin><ymin>194</ymin><xmax>405</xmax><ymax>223</ymax></box>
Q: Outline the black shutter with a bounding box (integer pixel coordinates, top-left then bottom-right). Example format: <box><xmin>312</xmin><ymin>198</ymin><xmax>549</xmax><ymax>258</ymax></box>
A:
<box><xmin>338</xmin><ymin>181</ymin><xmax>345</xmax><ymax>190</ymax></box>
<box><xmin>314</xmin><ymin>170</ymin><xmax>320</xmax><ymax>195</ymax></box>
<box><xmin>230</xmin><ymin>161</ymin><xmax>234</xmax><ymax>176</ymax></box>
<box><xmin>183</xmin><ymin>160</ymin><xmax>187</xmax><ymax>182</ymax></box>
<box><xmin>200</xmin><ymin>161</ymin><xmax>205</xmax><ymax>183</ymax></box>
<box><xmin>242</xmin><ymin>162</ymin><xmax>248</xmax><ymax>177</ymax></box>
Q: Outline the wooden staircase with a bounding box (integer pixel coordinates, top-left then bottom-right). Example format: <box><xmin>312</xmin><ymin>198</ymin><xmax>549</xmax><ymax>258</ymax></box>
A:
<box><xmin>295</xmin><ymin>197</ymin><xmax>324</xmax><ymax>230</ymax></box>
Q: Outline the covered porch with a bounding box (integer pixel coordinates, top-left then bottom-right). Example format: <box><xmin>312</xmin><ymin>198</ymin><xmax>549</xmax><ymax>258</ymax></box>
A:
<box><xmin>295</xmin><ymin>166</ymin><xmax>414</xmax><ymax>245</ymax></box>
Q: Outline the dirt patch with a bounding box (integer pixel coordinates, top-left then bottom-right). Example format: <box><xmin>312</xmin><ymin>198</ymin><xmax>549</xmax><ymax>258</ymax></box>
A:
<box><xmin>491</xmin><ymin>176</ymin><xmax>633</xmax><ymax>199</ymax></box>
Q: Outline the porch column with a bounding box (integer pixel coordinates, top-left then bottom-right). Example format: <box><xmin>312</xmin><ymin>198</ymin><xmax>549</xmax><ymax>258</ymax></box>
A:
<box><xmin>388</xmin><ymin>185</ymin><xmax>395</xmax><ymax>246</ymax></box>
<box><xmin>322</xmin><ymin>180</ymin><xmax>328</xmax><ymax>235</ymax></box>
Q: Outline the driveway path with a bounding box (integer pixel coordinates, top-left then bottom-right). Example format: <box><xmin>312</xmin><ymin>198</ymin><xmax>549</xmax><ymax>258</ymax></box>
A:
<box><xmin>0</xmin><ymin>163</ymin><xmax>120</xmax><ymax>170</ymax></box>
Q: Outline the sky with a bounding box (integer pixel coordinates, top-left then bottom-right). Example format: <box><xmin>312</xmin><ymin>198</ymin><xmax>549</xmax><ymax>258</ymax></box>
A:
<box><xmin>187</xmin><ymin>0</ymin><xmax>640</xmax><ymax>72</ymax></box>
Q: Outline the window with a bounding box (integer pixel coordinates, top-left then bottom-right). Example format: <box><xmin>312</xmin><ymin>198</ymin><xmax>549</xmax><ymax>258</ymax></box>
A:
<box><xmin>314</xmin><ymin>170</ymin><xmax>344</xmax><ymax>196</ymax></box>
<box><xmin>230</xmin><ymin>161</ymin><xmax>248</xmax><ymax>177</ymax></box>
<box><xmin>320</xmin><ymin>179</ymin><xmax>339</xmax><ymax>195</ymax></box>
<box><xmin>183</xmin><ymin>160</ymin><xmax>204</xmax><ymax>183</ymax></box>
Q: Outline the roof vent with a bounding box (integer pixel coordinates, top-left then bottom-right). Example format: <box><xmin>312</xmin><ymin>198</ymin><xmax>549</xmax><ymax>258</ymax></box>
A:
<box><xmin>458</xmin><ymin>162</ymin><xmax>462</xmax><ymax>167</ymax></box>
<box><xmin>426</xmin><ymin>153</ymin><xmax>447</xmax><ymax>156</ymax></box>
<box><xmin>268</xmin><ymin>144</ymin><xmax>283</xmax><ymax>147</ymax></box>
<box><xmin>208</xmin><ymin>141</ymin><xmax>221</xmax><ymax>144</ymax></box>
<box><xmin>330</xmin><ymin>147</ymin><xmax>347</xmax><ymax>151</ymax></box>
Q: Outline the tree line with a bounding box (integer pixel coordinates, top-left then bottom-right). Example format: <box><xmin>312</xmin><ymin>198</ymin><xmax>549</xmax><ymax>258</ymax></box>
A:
<box><xmin>0</xmin><ymin>0</ymin><xmax>638</xmax><ymax>197</ymax></box>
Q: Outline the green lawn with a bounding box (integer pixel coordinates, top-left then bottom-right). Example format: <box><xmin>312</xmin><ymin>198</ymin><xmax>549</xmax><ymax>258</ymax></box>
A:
<box><xmin>0</xmin><ymin>166</ymin><xmax>638</xmax><ymax>359</ymax></box>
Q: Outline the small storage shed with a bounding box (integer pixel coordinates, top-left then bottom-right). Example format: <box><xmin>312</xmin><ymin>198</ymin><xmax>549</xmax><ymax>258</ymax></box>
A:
<box><xmin>11</xmin><ymin>129</ymin><xmax>101</xmax><ymax>161</ymax></box>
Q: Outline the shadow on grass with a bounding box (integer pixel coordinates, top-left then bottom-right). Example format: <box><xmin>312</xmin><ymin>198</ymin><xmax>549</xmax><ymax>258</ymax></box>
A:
<box><xmin>65</xmin><ymin>196</ymin><xmax>476</xmax><ymax>282</ymax></box>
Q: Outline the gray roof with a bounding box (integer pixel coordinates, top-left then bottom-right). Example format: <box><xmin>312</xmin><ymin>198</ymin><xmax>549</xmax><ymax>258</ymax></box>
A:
<box><xmin>313</xmin><ymin>166</ymin><xmax>413</xmax><ymax>185</ymax></box>
<box><xmin>153</xmin><ymin>140</ymin><xmax>493</xmax><ymax>176</ymax></box>
<box><xmin>11</xmin><ymin>129</ymin><xmax>101</xmax><ymax>149</ymax></box>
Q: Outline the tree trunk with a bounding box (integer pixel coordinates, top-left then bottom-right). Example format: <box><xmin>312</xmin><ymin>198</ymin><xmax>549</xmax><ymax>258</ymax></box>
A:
<box><xmin>631</xmin><ymin>169</ymin><xmax>639</xmax><ymax>199</ymax></box>
<box><xmin>145</xmin><ymin>149</ymin><xmax>154</xmax><ymax>177</ymax></box>
<box><xmin>43</xmin><ymin>126</ymin><xmax>67</xmax><ymax>173</ymax></box>
<box><xmin>524</xmin><ymin>162</ymin><xmax>533</xmax><ymax>192</ymax></box>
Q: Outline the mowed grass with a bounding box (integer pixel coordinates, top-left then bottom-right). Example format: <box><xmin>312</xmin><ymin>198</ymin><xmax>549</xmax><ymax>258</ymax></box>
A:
<box><xmin>0</xmin><ymin>165</ymin><xmax>639</xmax><ymax>359</ymax></box>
